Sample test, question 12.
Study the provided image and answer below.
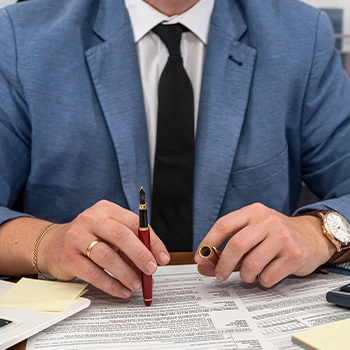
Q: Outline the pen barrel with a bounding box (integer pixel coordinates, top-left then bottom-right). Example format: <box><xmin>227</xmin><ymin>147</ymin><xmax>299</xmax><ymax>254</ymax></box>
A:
<box><xmin>141</xmin><ymin>271</ymin><xmax>152</xmax><ymax>306</ymax></box>
<box><xmin>138</xmin><ymin>227</ymin><xmax>152</xmax><ymax>306</ymax></box>
<box><xmin>138</xmin><ymin>227</ymin><xmax>150</xmax><ymax>249</ymax></box>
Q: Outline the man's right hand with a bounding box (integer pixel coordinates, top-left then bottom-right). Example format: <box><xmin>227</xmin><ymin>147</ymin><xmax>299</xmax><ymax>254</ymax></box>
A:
<box><xmin>0</xmin><ymin>200</ymin><xmax>170</xmax><ymax>299</ymax></box>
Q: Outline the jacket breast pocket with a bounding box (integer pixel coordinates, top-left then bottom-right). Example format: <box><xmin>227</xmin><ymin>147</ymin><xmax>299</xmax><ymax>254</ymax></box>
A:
<box><xmin>221</xmin><ymin>144</ymin><xmax>290</xmax><ymax>215</ymax></box>
<box><xmin>231</xmin><ymin>144</ymin><xmax>288</xmax><ymax>188</ymax></box>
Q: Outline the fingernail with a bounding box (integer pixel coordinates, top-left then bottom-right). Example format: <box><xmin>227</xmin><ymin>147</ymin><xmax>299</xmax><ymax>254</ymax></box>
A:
<box><xmin>215</xmin><ymin>273</ymin><xmax>225</xmax><ymax>281</ymax></box>
<box><xmin>122</xmin><ymin>288</ymin><xmax>132</xmax><ymax>297</ymax></box>
<box><xmin>147</xmin><ymin>261</ymin><xmax>157</xmax><ymax>274</ymax></box>
<box><xmin>159</xmin><ymin>252</ymin><xmax>170</xmax><ymax>264</ymax></box>
<box><xmin>132</xmin><ymin>279</ymin><xmax>142</xmax><ymax>290</ymax></box>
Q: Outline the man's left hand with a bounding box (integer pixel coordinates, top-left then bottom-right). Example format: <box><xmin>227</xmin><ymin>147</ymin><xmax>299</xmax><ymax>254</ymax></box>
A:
<box><xmin>195</xmin><ymin>203</ymin><xmax>336</xmax><ymax>287</ymax></box>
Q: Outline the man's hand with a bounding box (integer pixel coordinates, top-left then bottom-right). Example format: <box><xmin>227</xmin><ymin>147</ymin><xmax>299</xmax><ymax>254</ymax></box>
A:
<box><xmin>194</xmin><ymin>203</ymin><xmax>336</xmax><ymax>287</ymax></box>
<box><xmin>38</xmin><ymin>200</ymin><xmax>170</xmax><ymax>298</ymax></box>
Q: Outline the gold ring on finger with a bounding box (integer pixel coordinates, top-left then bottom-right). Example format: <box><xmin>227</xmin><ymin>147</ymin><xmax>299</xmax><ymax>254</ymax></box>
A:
<box><xmin>86</xmin><ymin>239</ymin><xmax>102</xmax><ymax>258</ymax></box>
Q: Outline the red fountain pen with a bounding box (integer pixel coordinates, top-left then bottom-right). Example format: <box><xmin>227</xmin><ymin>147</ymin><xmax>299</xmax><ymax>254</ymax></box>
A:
<box><xmin>138</xmin><ymin>187</ymin><xmax>152</xmax><ymax>306</ymax></box>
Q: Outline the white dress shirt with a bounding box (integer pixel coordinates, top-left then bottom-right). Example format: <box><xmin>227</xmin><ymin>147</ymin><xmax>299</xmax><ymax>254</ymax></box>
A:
<box><xmin>124</xmin><ymin>0</ymin><xmax>215</xmax><ymax>176</ymax></box>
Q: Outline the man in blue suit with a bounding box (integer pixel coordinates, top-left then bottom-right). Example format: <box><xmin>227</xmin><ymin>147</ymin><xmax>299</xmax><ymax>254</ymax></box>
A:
<box><xmin>1</xmin><ymin>0</ymin><xmax>350</xmax><ymax>299</ymax></box>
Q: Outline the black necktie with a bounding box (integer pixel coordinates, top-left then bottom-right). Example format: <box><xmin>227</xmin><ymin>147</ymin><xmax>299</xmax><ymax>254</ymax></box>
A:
<box><xmin>151</xmin><ymin>24</ymin><xmax>194</xmax><ymax>252</ymax></box>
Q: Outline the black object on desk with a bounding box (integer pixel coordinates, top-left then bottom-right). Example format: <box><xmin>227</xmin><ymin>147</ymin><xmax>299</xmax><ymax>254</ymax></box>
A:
<box><xmin>0</xmin><ymin>318</ymin><xmax>12</xmax><ymax>329</ymax></box>
<box><xmin>326</xmin><ymin>282</ymin><xmax>350</xmax><ymax>309</ymax></box>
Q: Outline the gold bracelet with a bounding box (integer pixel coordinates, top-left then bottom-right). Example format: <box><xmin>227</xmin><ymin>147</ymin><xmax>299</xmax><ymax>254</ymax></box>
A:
<box><xmin>32</xmin><ymin>223</ymin><xmax>57</xmax><ymax>281</ymax></box>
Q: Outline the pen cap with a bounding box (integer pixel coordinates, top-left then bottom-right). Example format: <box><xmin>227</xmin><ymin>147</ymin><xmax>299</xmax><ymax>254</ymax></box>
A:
<box><xmin>199</xmin><ymin>245</ymin><xmax>221</xmax><ymax>267</ymax></box>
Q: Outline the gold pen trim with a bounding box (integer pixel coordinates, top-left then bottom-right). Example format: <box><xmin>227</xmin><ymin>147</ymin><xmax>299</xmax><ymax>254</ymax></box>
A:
<box><xmin>212</xmin><ymin>246</ymin><xmax>221</xmax><ymax>258</ymax></box>
<box><xmin>199</xmin><ymin>245</ymin><xmax>214</xmax><ymax>259</ymax></box>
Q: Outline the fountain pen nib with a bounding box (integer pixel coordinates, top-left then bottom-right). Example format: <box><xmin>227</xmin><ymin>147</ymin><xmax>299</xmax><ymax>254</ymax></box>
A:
<box><xmin>139</xmin><ymin>187</ymin><xmax>146</xmax><ymax>204</ymax></box>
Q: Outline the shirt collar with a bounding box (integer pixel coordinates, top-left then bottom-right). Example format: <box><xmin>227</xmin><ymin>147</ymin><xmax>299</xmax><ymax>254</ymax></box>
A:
<box><xmin>124</xmin><ymin>0</ymin><xmax>215</xmax><ymax>44</ymax></box>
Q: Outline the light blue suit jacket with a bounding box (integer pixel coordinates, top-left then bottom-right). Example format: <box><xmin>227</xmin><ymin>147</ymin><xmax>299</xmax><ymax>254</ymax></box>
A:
<box><xmin>1</xmin><ymin>0</ymin><xmax>350</xmax><ymax>249</ymax></box>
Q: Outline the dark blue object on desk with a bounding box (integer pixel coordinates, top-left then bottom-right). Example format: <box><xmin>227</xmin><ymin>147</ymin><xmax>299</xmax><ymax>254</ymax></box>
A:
<box><xmin>327</xmin><ymin>267</ymin><xmax>350</xmax><ymax>276</ymax></box>
<box><xmin>326</xmin><ymin>283</ymin><xmax>350</xmax><ymax>309</ymax></box>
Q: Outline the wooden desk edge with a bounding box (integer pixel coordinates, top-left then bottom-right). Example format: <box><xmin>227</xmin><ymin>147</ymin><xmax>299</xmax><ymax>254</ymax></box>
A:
<box><xmin>169</xmin><ymin>251</ymin><xmax>195</xmax><ymax>265</ymax></box>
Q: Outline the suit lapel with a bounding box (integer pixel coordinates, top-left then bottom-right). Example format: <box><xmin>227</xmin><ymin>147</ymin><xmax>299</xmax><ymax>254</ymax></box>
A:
<box><xmin>193</xmin><ymin>0</ymin><xmax>257</xmax><ymax>247</ymax></box>
<box><xmin>85</xmin><ymin>1</ymin><xmax>151</xmax><ymax>213</ymax></box>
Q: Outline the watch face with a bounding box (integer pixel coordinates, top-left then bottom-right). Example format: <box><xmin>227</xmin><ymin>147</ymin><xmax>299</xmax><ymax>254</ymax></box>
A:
<box><xmin>325</xmin><ymin>212</ymin><xmax>350</xmax><ymax>244</ymax></box>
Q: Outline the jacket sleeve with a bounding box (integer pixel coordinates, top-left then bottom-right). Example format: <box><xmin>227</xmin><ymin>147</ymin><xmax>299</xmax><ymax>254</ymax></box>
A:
<box><xmin>0</xmin><ymin>8</ymin><xmax>32</xmax><ymax>224</ymax></box>
<box><xmin>296</xmin><ymin>10</ymin><xmax>350</xmax><ymax>219</ymax></box>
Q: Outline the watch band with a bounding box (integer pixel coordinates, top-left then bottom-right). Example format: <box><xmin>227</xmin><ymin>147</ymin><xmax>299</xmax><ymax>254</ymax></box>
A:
<box><xmin>306</xmin><ymin>210</ymin><xmax>332</xmax><ymax>217</ymax></box>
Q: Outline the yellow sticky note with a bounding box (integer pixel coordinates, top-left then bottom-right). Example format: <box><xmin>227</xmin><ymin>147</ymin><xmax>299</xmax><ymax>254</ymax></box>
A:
<box><xmin>0</xmin><ymin>278</ymin><xmax>88</xmax><ymax>312</ymax></box>
<box><xmin>292</xmin><ymin>318</ymin><xmax>350</xmax><ymax>350</ymax></box>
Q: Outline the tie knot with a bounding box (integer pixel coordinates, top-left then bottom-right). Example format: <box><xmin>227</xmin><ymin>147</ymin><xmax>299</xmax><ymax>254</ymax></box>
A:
<box><xmin>153</xmin><ymin>24</ymin><xmax>187</xmax><ymax>56</ymax></box>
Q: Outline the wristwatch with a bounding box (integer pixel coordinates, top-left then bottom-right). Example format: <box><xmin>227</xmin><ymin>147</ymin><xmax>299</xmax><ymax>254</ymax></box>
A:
<box><xmin>311</xmin><ymin>211</ymin><xmax>350</xmax><ymax>252</ymax></box>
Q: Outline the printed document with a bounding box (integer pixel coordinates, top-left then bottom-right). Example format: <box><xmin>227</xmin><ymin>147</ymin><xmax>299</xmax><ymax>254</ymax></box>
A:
<box><xmin>26</xmin><ymin>265</ymin><xmax>350</xmax><ymax>350</ymax></box>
